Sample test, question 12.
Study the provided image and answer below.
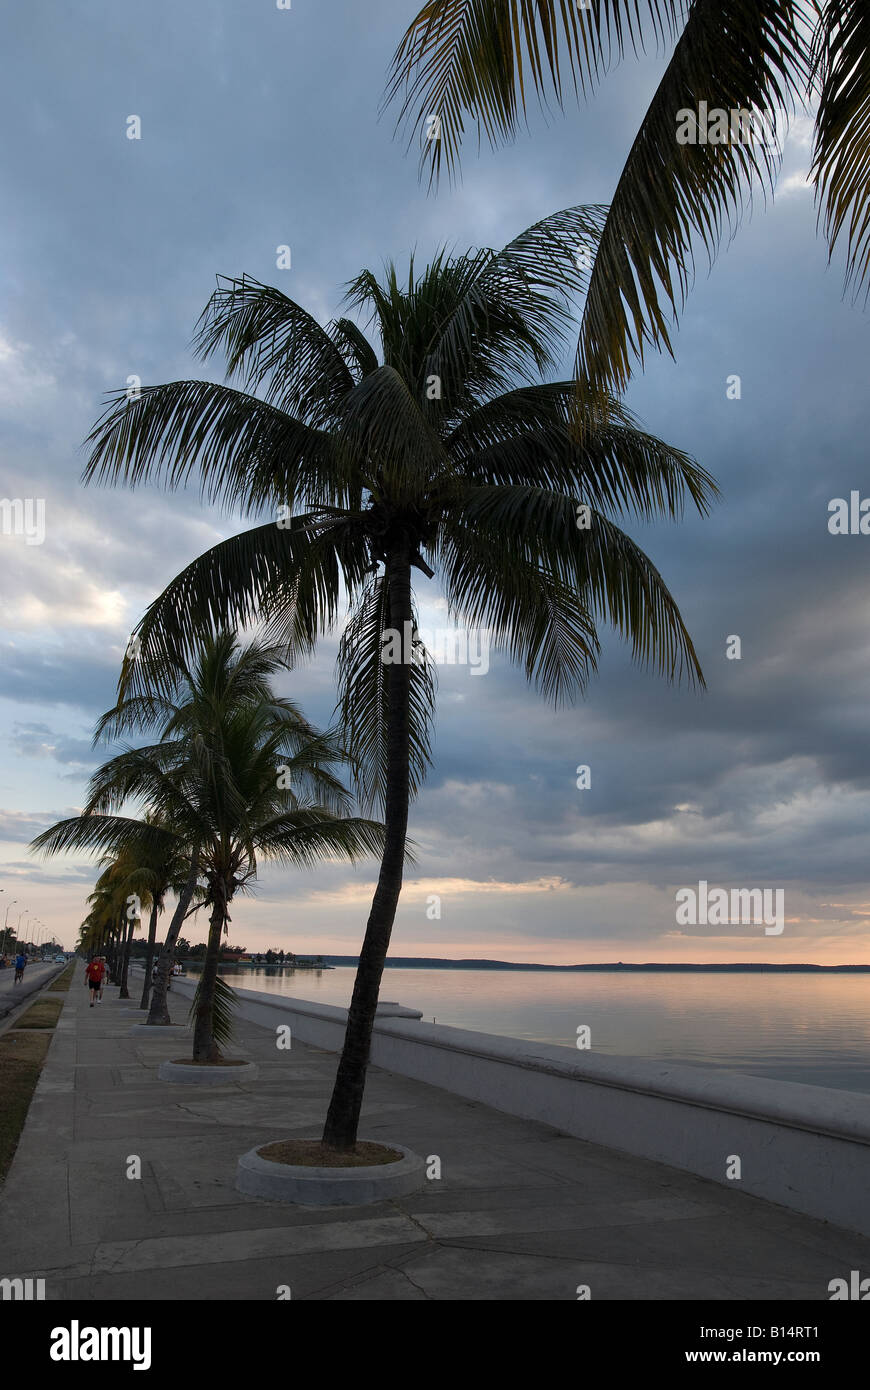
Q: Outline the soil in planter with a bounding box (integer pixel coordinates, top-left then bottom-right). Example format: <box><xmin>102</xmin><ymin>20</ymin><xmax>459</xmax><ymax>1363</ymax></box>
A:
<box><xmin>257</xmin><ymin>1139</ymin><xmax>403</xmax><ymax>1168</ymax></box>
<box><xmin>170</xmin><ymin>1058</ymin><xmax>251</xmax><ymax>1066</ymax></box>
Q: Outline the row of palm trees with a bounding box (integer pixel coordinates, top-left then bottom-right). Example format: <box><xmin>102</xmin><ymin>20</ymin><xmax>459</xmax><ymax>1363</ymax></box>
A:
<box><xmin>32</xmin><ymin>634</ymin><xmax>384</xmax><ymax>1062</ymax></box>
<box><xmin>32</xmin><ymin>208</ymin><xmax>716</xmax><ymax>1149</ymax></box>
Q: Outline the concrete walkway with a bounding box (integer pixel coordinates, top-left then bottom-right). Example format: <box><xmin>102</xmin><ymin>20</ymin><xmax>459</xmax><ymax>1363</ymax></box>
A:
<box><xmin>3</xmin><ymin>976</ymin><xmax>870</xmax><ymax>1301</ymax></box>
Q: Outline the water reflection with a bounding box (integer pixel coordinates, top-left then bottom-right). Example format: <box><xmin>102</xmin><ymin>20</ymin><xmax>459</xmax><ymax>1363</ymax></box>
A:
<box><xmin>184</xmin><ymin>964</ymin><xmax>870</xmax><ymax>1094</ymax></box>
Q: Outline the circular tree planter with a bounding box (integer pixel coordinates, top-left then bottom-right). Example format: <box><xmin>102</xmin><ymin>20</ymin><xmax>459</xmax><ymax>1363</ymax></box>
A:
<box><xmin>158</xmin><ymin>1059</ymin><xmax>258</xmax><ymax>1084</ymax></box>
<box><xmin>235</xmin><ymin>1139</ymin><xmax>425</xmax><ymax>1206</ymax></box>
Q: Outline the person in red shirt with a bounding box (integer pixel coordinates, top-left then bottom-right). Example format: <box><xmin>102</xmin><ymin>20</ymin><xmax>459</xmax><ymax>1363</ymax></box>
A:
<box><xmin>84</xmin><ymin>957</ymin><xmax>105</xmax><ymax>1006</ymax></box>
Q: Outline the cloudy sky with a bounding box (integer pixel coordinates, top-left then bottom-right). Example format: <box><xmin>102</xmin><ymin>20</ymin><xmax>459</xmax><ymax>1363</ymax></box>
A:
<box><xmin>1</xmin><ymin>1</ymin><xmax>868</xmax><ymax>963</ymax></box>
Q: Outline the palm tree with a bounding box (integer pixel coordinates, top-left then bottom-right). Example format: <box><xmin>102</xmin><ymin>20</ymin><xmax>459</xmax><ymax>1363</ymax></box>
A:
<box><xmin>77</xmin><ymin>913</ymin><xmax>102</xmax><ymax>959</ymax></box>
<box><xmin>82</xmin><ymin>213</ymin><xmax>717</xmax><ymax>1143</ymax></box>
<box><xmin>386</xmin><ymin>2</ymin><xmax>868</xmax><ymax>400</ymax></box>
<box><xmin>96</xmin><ymin>810</ymin><xmax>202</xmax><ymax>1012</ymax></box>
<box><xmin>83</xmin><ymin>869</ymin><xmax>139</xmax><ymax>991</ymax></box>
<box><xmin>64</xmin><ymin>826</ymin><xmax>193</xmax><ymax>1010</ymax></box>
<box><xmin>93</xmin><ymin>851</ymin><xmax>154</xmax><ymax>999</ymax></box>
<box><xmin>33</xmin><ymin>633</ymin><xmax>385</xmax><ymax>1061</ymax></box>
<box><xmin>132</xmin><ymin>820</ymin><xmax>193</xmax><ymax>1011</ymax></box>
<box><xmin>78</xmin><ymin>892</ymin><xmax>117</xmax><ymax>967</ymax></box>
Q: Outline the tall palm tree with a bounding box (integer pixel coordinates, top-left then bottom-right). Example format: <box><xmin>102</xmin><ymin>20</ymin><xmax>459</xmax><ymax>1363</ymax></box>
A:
<box><xmin>82</xmin><ymin>212</ymin><xmax>717</xmax><ymax>1143</ymax></box>
<box><xmin>33</xmin><ymin>633</ymin><xmax>385</xmax><ymax>1061</ymax></box>
<box><xmin>386</xmin><ymin>2</ymin><xmax>868</xmax><ymax>400</ymax></box>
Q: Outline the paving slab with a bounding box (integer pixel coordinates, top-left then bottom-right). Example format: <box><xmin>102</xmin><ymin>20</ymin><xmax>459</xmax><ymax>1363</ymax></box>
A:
<box><xmin>3</xmin><ymin>979</ymin><xmax>870</xmax><ymax>1301</ymax></box>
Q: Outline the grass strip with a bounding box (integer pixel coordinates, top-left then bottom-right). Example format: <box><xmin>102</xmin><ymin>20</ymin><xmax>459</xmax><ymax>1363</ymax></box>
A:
<box><xmin>14</xmin><ymin>998</ymin><xmax>63</xmax><ymax>1029</ymax></box>
<box><xmin>48</xmin><ymin>964</ymin><xmax>75</xmax><ymax>993</ymax></box>
<box><xmin>0</xmin><ymin>1030</ymin><xmax>52</xmax><ymax>1185</ymax></box>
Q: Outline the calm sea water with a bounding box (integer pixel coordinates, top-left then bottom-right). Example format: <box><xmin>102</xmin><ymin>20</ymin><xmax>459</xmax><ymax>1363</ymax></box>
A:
<box><xmin>201</xmin><ymin>965</ymin><xmax>870</xmax><ymax>1096</ymax></box>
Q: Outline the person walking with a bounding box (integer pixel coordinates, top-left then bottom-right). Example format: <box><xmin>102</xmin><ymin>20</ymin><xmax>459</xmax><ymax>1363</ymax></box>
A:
<box><xmin>84</xmin><ymin>956</ymin><xmax>105</xmax><ymax>1006</ymax></box>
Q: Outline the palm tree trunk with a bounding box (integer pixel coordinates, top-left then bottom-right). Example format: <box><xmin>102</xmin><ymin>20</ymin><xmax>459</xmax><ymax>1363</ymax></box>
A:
<box><xmin>192</xmin><ymin>890</ymin><xmax>226</xmax><ymax>1062</ymax></box>
<box><xmin>323</xmin><ymin>545</ymin><xmax>412</xmax><ymax>1150</ymax></box>
<box><xmin>106</xmin><ymin>926</ymin><xmax>118</xmax><ymax>979</ymax></box>
<box><xmin>118</xmin><ymin>915</ymin><xmax>135</xmax><ymax>998</ymax></box>
<box><xmin>147</xmin><ymin>853</ymin><xmax>199</xmax><ymax>1026</ymax></box>
<box><xmin>138</xmin><ymin>903</ymin><xmax>160</xmax><ymax>1010</ymax></box>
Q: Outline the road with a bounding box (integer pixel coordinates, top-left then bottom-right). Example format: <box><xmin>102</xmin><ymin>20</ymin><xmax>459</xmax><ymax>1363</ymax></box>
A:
<box><xmin>0</xmin><ymin>960</ymin><xmax>64</xmax><ymax>1021</ymax></box>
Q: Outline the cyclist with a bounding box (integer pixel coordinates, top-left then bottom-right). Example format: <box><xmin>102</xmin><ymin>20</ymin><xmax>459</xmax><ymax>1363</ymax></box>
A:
<box><xmin>13</xmin><ymin>952</ymin><xmax>26</xmax><ymax>984</ymax></box>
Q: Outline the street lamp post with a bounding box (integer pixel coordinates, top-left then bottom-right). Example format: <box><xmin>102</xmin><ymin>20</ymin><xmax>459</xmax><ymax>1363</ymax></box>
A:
<box><xmin>1</xmin><ymin>897</ymin><xmax>17</xmax><ymax>955</ymax></box>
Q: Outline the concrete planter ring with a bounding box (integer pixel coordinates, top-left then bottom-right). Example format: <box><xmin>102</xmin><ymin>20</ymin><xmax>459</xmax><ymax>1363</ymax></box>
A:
<box><xmin>235</xmin><ymin>1141</ymin><xmax>426</xmax><ymax>1206</ymax></box>
<box><xmin>158</xmin><ymin>1059</ymin><xmax>259</xmax><ymax>1084</ymax></box>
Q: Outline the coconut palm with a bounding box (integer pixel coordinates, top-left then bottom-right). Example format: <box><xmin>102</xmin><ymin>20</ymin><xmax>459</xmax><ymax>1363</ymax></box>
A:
<box><xmin>61</xmin><ymin>824</ymin><xmax>194</xmax><ymax>1009</ymax></box>
<box><xmin>91</xmin><ymin>851</ymin><xmax>154</xmax><ymax>999</ymax></box>
<box><xmin>33</xmin><ymin>632</ymin><xmax>385</xmax><ymax>1061</ymax></box>
<box><xmin>386</xmin><ymin>2</ymin><xmax>869</xmax><ymax>400</ymax></box>
<box><xmin>107</xmin><ymin>817</ymin><xmax>206</xmax><ymax>1012</ymax></box>
<box><xmin>81</xmin><ymin>212</ymin><xmax>717</xmax><ymax>1143</ymax></box>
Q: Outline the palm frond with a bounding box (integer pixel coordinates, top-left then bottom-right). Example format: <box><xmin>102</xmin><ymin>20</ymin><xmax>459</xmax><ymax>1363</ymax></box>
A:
<box><xmin>576</xmin><ymin>0</ymin><xmax>808</xmax><ymax>398</ymax></box>
<box><xmin>425</xmin><ymin>208</ymin><xmax>608</xmax><ymax>407</ymax></box>
<box><xmin>83</xmin><ymin>379</ymin><xmax>348</xmax><ymax>517</ymax></box>
<box><xmin>30</xmin><ymin>813</ymin><xmax>184</xmax><ymax>862</ymax></box>
<box><xmin>189</xmin><ymin>972</ymin><xmax>237</xmax><ymax>1048</ymax></box>
<box><xmin>117</xmin><ymin>514</ymin><xmax>369</xmax><ymax>700</ymax></box>
<box><xmin>435</xmin><ymin>517</ymin><xmax>601</xmax><ymax>701</ymax></box>
<box><xmin>335</xmin><ymin>573</ymin><xmax>436</xmax><ymax>811</ymax></box>
<box><xmin>386</xmin><ymin>0</ymin><xmax>809</xmax><ymax>399</ymax></box>
<box><xmin>450</xmin><ymin>380</ymin><xmax>718</xmax><ymax>517</ymax></box>
<box><xmin>811</xmin><ymin>0</ymin><xmax>870</xmax><ymax>298</ymax></box>
<box><xmin>253</xmin><ymin>810</ymin><xmax>388</xmax><ymax>866</ymax></box>
<box><xmin>194</xmin><ymin>274</ymin><xmax>355</xmax><ymax>421</ymax></box>
<box><xmin>386</xmin><ymin>0</ymin><xmax>682</xmax><ymax>185</ymax></box>
<box><xmin>446</xmin><ymin>483</ymin><xmax>704</xmax><ymax>686</ymax></box>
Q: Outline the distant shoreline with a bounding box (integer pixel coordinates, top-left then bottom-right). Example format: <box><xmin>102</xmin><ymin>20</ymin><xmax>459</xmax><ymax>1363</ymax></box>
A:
<box><xmin>319</xmin><ymin>957</ymin><xmax>870</xmax><ymax>973</ymax></box>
